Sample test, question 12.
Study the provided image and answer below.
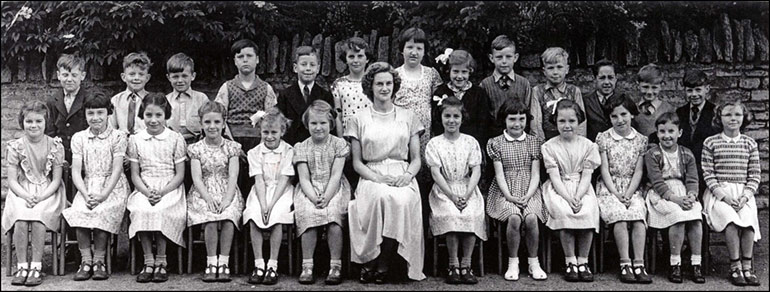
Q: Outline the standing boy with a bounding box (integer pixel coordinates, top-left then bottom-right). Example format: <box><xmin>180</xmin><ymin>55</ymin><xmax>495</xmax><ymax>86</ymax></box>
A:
<box><xmin>215</xmin><ymin>39</ymin><xmax>278</xmax><ymax>196</ymax></box>
<box><xmin>46</xmin><ymin>53</ymin><xmax>90</xmax><ymax>168</ymax></box>
<box><xmin>479</xmin><ymin>35</ymin><xmax>532</xmax><ymax>130</ymax></box>
<box><xmin>530</xmin><ymin>47</ymin><xmax>585</xmax><ymax>141</ymax></box>
<box><xmin>277</xmin><ymin>46</ymin><xmax>334</xmax><ymax>146</ymax></box>
<box><xmin>165</xmin><ymin>53</ymin><xmax>210</xmax><ymax>146</ymax></box>
<box><xmin>110</xmin><ymin>52</ymin><xmax>154</xmax><ymax>135</ymax></box>
<box><xmin>676</xmin><ymin>69</ymin><xmax>719</xmax><ymax>195</ymax></box>
<box><xmin>585</xmin><ymin>59</ymin><xmax>619</xmax><ymax>142</ymax></box>
<box><xmin>632</xmin><ymin>63</ymin><xmax>676</xmax><ymax>138</ymax></box>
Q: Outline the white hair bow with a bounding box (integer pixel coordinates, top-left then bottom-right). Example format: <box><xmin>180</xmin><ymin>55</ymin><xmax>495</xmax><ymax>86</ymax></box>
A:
<box><xmin>545</xmin><ymin>97</ymin><xmax>565</xmax><ymax>115</ymax></box>
<box><xmin>434</xmin><ymin>48</ymin><xmax>454</xmax><ymax>65</ymax></box>
<box><xmin>250</xmin><ymin>110</ymin><xmax>267</xmax><ymax>127</ymax></box>
<box><xmin>433</xmin><ymin>94</ymin><xmax>449</xmax><ymax>106</ymax></box>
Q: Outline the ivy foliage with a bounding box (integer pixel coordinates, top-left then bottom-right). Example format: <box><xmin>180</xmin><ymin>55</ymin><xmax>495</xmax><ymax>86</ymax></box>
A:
<box><xmin>1</xmin><ymin>1</ymin><xmax>767</xmax><ymax>80</ymax></box>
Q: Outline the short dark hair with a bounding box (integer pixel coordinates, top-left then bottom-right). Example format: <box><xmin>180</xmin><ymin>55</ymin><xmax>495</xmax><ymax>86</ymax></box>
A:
<box><xmin>398</xmin><ymin>27</ymin><xmax>427</xmax><ymax>51</ymax></box>
<box><xmin>496</xmin><ymin>98</ymin><xmax>531</xmax><ymax>129</ymax></box>
<box><xmin>18</xmin><ymin>100</ymin><xmax>49</xmax><ymax>130</ymax></box>
<box><xmin>549</xmin><ymin>99</ymin><xmax>586</xmax><ymax>125</ymax></box>
<box><xmin>712</xmin><ymin>100</ymin><xmax>753</xmax><ymax>131</ymax></box>
<box><xmin>293</xmin><ymin>46</ymin><xmax>319</xmax><ymax>63</ymax></box>
<box><xmin>123</xmin><ymin>51</ymin><xmax>152</xmax><ymax>71</ymax></box>
<box><xmin>83</xmin><ymin>91</ymin><xmax>113</xmax><ymax>115</ymax></box>
<box><xmin>592</xmin><ymin>59</ymin><xmax>615</xmax><ymax>77</ymax></box>
<box><xmin>231</xmin><ymin>39</ymin><xmax>258</xmax><ymax>56</ymax></box>
<box><xmin>655</xmin><ymin>111</ymin><xmax>681</xmax><ymax>128</ymax></box>
<box><xmin>166</xmin><ymin>52</ymin><xmax>195</xmax><ymax>73</ymax></box>
<box><xmin>361</xmin><ymin>62</ymin><xmax>401</xmax><ymax>102</ymax></box>
<box><xmin>433</xmin><ymin>95</ymin><xmax>469</xmax><ymax>129</ymax></box>
<box><xmin>137</xmin><ymin>92</ymin><xmax>172</xmax><ymax>120</ymax></box>
<box><xmin>604</xmin><ymin>93</ymin><xmax>639</xmax><ymax>117</ymax></box>
<box><xmin>683</xmin><ymin>69</ymin><xmax>709</xmax><ymax>88</ymax></box>
<box><xmin>338</xmin><ymin>37</ymin><xmax>372</xmax><ymax>63</ymax></box>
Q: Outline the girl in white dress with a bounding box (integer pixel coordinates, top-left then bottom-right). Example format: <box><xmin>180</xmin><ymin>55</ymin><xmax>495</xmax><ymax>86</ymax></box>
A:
<box><xmin>425</xmin><ymin>96</ymin><xmax>487</xmax><ymax>284</ymax></box>
<box><xmin>3</xmin><ymin>101</ymin><xmax>66</xmax><ymax>287</ymax></box>
<box><xmin>541</xmin><ymin>99</ymin><xmax>601</xmax><ymax>282</ymax></box>
<box><xmin>243</xmin><ymin>107</ymin><xmax>294</xmax><ymax>285</ymax></box>
<box><xmin>126</xmin><ymin>93</ymin><xmax>188</xmax><ymax>283</ymax></box>
<box><xmin>63</xmin><ymin>93</ymin><xmax>130</xmax><ymax>281</ymax></box>
<box><xmin>701</xmin><ymin>101</ymin><xmax>761</xmax><ymax>286</ymax></box>
<box><xmin>294</xmin><ymin>100</ymin><xmax>351</xmax><ymax>285</ymax></box>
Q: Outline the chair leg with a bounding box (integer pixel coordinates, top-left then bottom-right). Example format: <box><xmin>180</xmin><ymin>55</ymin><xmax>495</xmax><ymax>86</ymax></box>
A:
<box><xmin>478</xmin><ymin>239</ymin><xmax>484</xmax><ymax>277</ymax></box>
<box><xmin>130</xmin><ymin>237</ymin><xmax>136</xmax><ymax>275</ymax></box>
<box><xmin>178</xmin><ymin>243</ymin><xmax>184</xmax><ymax>274</ymax></box>
<box><xmin>52</xmin><ymin>231</ymin><xmax>59</xmax><ymax>276</ymax></box>
<box><xmin>702</xmin><ymin>224</ymin><xmax>710</xmax><ymax>275</ymax></box>
<box><xmin>6</xmin><ymin>230</ymin><xmax>13</xmax><ymax>276</ymax></box>
<box><xmin>497</xmin><ymin>221</ymin><xmax>503</xmax><ymax>275</ymax></box>
<box><xmin>545</xmin><ymin>228</ymin><xmax>552</xmax><ymax>274</ymax></box>
<box><xmin>106</xmin><ymin>235</ymin><xmax>112</xmax><ymax>275</ymax></box>
<box><xmin>187</xmin><ymin>226</ymin><xmax>193</xmax><ymax>274</ymax></box>
<box><xmin>58</xmin><ymin>219</ymin><xmax>66</xmax><ymax>276</ymax></box>
<box><xmin>598</xmin><ymin>223</ymin><xmax>605</xmax><ymax>273</ymax></box>
<box><xmin>432</xmin><ymin>237</ymin><xmax>438</xmax><ymax>277</ymax></box>
<box><xmin>233</xmin><ymin>230</ymin><xmax>240</xmax><ymax>275</ymax></box>
<box><xmin>288</xmin><ymin>225</ymin><xmax>294</xmax><ymax>276</ymax></box>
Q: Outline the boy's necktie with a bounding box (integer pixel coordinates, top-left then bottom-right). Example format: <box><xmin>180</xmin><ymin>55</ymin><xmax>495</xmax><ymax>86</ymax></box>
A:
<box><xmin>127</xmin><ymin>93</ymin><xmax>137</xmax><ymax>134</ymax></box>
<box><xmin>302</xmin><ymin>85</ymin><xmax>310</xmax><ymax>103</ymax></box>
<box><xmin>691</xmin><ymin>106</ymin><xmax>700</xmax><ymax>124</ymax></box>
<box><xmin>498</xmin><ymin>75</ymin><xmax>510</xmax><ymax>90</ymax></box>
<box><xmin>640</xmin><ymin>100</ymin><xmax>654</xmax><ymax>115</ymax></box>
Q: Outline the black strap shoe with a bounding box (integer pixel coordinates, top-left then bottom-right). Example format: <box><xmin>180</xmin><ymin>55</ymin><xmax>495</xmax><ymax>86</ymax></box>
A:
<box><xmin>669</xmin><ymin>264</ymin><xmax>682</xmax><ymax>283</ymax></box>
<box><xmin>691</xmin><ymin>265</ymin><xmax>705</xmax><ymax>283</ymax></box>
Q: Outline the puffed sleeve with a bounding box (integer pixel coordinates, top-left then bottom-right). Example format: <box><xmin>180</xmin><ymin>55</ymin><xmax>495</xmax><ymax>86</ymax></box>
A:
<box><xmin>227</xmin><ymin>140</ymin><xmax>243</xmax><ymax>159</ymax></box>
<box><xmin>333</xmin><ymin>136</ymin><xmax>350</xmax><ymax>158</ymax></box>
<box><xmin>429</xmin><ymin>67</ymin><xmax>443</xmax><ymax>92</ymax></box>
<box><xmin>51</xmin><ymin>137</ymin><xmax>65</xmax><ymax>167</ymax></box>
<box><xmin>173</xmin><ymin>133</ymin><xmax>187</xmax><ymax>164</ymax></box>
<box><xmin>468</xmin><ymin>137</ymin><xmax>482</xmax><ymax>167</ymax></box>
<box><xmin>71</xmin><ymin>132</ymin><xmax>84</xmax><ymax>160</ymax></box>
<box><xmin>541</xmin><ymin>142</ymin><xmax>558</xmax><ymax>170</ymax></box>
<box><xmin>292</xmin><ymin>141</ymin><xmax>308</xmax><ymax>165</ymax></box>
<box><xmin>187</xmin><ymin>142</ymin><xmax>200</xmax><ymax>161</ymax></box>
<box><xmin>280</xmin><ymin>146</ymin><xmax>295</xmax><ymax>176</ymax></box>
<box><xmin>409</xmin><ymin>111</ymin><xmax>425</xmax><ymax>137</ymax></box>
<box><xmin>487</xmin><ymin>137</ymin><xmax>501</xmax><ymax>162</ymax></box>
<box><xmin>127</xmin><ymin>135</ymin><xmax>139</xmax><ymax>162</ymax></box>
<box><xmin>424</xmin><ymin>138</ymin><xmax>441</xmax><ymax>168</ymax></box>
<box><xmin>595</xmin><ymin>131</ymin><xmax>608</xmax><ymax>153</ymax></box>
<box><xmin>343</xmin><ymin>114</ymin><xmax>360</xmax><ymax>141</ymax></box>
<box><xmin>532</xmin><ymin>135</ymin><xmax>544</xmax><ymax>161</ymax></box>
<box><xmin>112</xmin><ymin>131</ymin><xmax>128</xmax><ymax>158</ymax></box>
<box><xmin>247</xmin><ymin>148</ymin><xmax>262</xmax><ymax>177</ymax></box>
<box><xmin>582</xmin><ymin>141</ymin><xmax>601</xmax><ymax>173</ymax></box>
<box><xmin>6</xmin><ymin>139</ymin><xmax>20</xmax><ymax>165</ymax></box>
<box><xmin>636</xmin><ymin>135</ymin><xmax>648</xmax><ymax>158</ymax></box>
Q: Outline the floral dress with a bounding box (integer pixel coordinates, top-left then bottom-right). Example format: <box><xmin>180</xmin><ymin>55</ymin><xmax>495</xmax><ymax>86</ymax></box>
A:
<box><xmin>485</xmin><ymin>132</ymin><xmax>546</xmax><ymax>222</ymax></box>
<box><xmin>242</xmin><ymin>141</ymin><xmax>295</xmax><ymax>229</ymax></box>
<box><xmin>394</xmin><ymin>65</ymin><xmax>442</xmax><ymax>162</ymax></box>
<box><xmin>125</xmin><ymin>128</ymin><xmax>188</xmax><ymax>247</ymax></box>
<box><xmin>62</xmin><ymin>127</ymin><xmax>130</xmax><ymax>234</ymax></box>
<box><xmin>425</xmin><ymin>134</ymin><xmax>487</xmax><ymax>240</ymax></box>
<box><xmin>186</xmin><ymin>138</ymin><xmax>244</xmax><ymax>228</ymax></box>
<box><xmin>331</xmin><ymin>76</ymin><xmax>371</xmax><ymax>133</ymax></box>
<box><xmin>541</xmin><ymin>136</ymin><xmax>601</xmax><ymax>232</ymax></box>
<box><xmin>1</xmin><ymin>136</ymin><xmax>66</xmax><ymax>234</ymax></box>
<box><xmin>292</xmin><ymin>135</ymin><xmax>351</xmax><ymax>236</ymax></box>
<box><xmin>595</xmin><ymin>128</ymin><xmax>648</xmax><ymax>225</ymax></box>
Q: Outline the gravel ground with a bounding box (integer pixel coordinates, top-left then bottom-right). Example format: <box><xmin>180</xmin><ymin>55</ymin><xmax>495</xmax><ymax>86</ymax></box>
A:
<box><xmin>2</xmin><ymin>209</ymin><xmax>767</xmax><ymax>291</ymax></box>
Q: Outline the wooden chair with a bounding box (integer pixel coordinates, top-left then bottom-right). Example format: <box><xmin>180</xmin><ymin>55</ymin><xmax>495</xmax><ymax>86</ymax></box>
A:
<box><xmin>5</xmin><ymin>223</ymin><xmax>59</xmax><ymax>276</ymax></box>
<box><xmin>431</xmin><ymin>233</ymin><xmax>484</xmax><ymax>277</ymax></box>
<box><xmin>543</xmin><ymin>227</ymin><xmax>598</xmax><ymax>273</ymax></box>
<box><xmin>293</xmin><ymin>222</ymin><xmax>352</xmax><ymax>278</ymax></box>
<box><xmin>127</xmin><ymin>223</ymin><xmax>185</xmax><ymax>275</ymax></box>
<box><xmin>58</xmin><ymin>219</ymin><xmax>118</xmax><ymax>275</ymax></box>
<box><xmin>491</xmin><ymin>218</ymin><xmax>548</xmax><ymax>275</ymax></box>
<box><xmin>596</xmin><ymin>219</ymin><xmax>652</xmax><ymax>273</ymax></box>
<box><xmin>186</xmin><ymin>223</ymin><xmax>240</xmax><ymax>274</ymax></box>
<box><xmin>241</xmin><ymin>223</ymin><xmax>295</xmax><ymax>276</ymax></box>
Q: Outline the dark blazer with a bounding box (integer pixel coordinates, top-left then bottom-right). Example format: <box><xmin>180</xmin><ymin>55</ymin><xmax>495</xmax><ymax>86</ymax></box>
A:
<box><xmin>676</xmin><ymin>101</ymin><xmax>719</xmax><ymax>169</ymax></box>
<box><xmin>45</xmin><ymin>88</ymin><xmax>90</xmax><ymax>164</ymax></box>
<box><xmin>584</xmin><ymin>90</ymin><xmax>616</xmax><ymax>142</ymax></box>
<box><xmin>277</xmin><ymin>82</ymin><xmax>334</xmax><ymax>146</ymax></box>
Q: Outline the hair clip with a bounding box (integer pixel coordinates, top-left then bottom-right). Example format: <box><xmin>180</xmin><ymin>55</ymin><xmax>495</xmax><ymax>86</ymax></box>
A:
<box><xmin>432</xmin><ymin>94</ymin><xmax>449</xmax><ymax>106</ymax></box>
<box><xmin>434</xmin><ymin>48</ymin><xmax>454</xmax><ymax>65</ymax></box>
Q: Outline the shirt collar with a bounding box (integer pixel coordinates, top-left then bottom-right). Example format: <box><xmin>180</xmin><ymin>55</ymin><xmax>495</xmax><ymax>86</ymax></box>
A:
<box><xmin>124</xmin><ymin>88</ymin><xmax>147</xmax><ymax>100</ymax></box>
<box><xmin>86</xmin><ymin>126</ymin><xmax>113</xmax><ymax>140</ymax></box>
<box><xmin>503</xmin><ymin>130</ymin><xmax>526</xmax><ymax>142</ymax></box>
<box><xmin>691</xmin><ymin>102</ymin><xmax>706</xmax><ymax>112</ymax></box>
<box><xmin>64</xmin><ymin>87</ymin><xmax>80</xmax><ymax>99</ymax></box>
<box><xmin>260</xmin><ymin>141</ymin><xmax>287</xmax><ymax>154</ymax></box>
<box><xmin>174</xmin><ymin>89</ymin><xmax>193</xmax><ymax>100</ymax></box>
<box><xmin>609</xmin><ymin>128</ymin><xmax>638</xmax><ymax>141</ymax></box>
<box><xmin>298</xmin><ymin>81</ymin><xmax>315</xmax><ymax>92</ymax></box>
<box><xmin>721</xmin><ymin>133</ymin><xmax>741</xmax><ymax>143</ymax></box>
<box><xmin>493</xmin><ymin>70</ymin><xmax>516</xmax><ymax>82</ymax></box>
<box><xmin>596</xmin><ymin>91</ymin><xmax>612</xmax><ymax>103</ymax></box>
<box><xmin>136</xmin><ymin>128</ymin><xmax>170</xmax><ymax>141</ymax></box>
<box><xmin>545</xmin><ymin>82</ymin><xmax>567</xmax><ymax>93</ymax></box>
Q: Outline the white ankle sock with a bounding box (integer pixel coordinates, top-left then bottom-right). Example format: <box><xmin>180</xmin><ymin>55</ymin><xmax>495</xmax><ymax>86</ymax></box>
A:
<box><xmin>30</xmin><ymin>262</ymin><xmax>42</xmax><ymax>270</ymax></box>
<box><xmin>691</xmin><ymin>255</ymin><xmax>701</xmax><ymax>266</ymax></box>
<box><xmin>218</xmin><ymin>255</ymin><xmax>230</xmax><ymax>266</ymax></box>
<box><xmin>207</xmin><ymin>256</ymin><xmax>217</xmax><ymax>266</ymax></box>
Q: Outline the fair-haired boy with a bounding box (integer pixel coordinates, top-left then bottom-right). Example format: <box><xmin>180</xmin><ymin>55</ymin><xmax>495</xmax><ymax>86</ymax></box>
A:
<box><xmin>530</xmin><ymin>47</ymin><xmax>586</xmax><ymax>140</ymax></box>
<box><xmin>277</xmin><ymin>45</ymin><xmax>334</xmax><ymax>146</ymax></box>
<box><xmin>632</xmin><ymin>63</ymin><xmax>676</xmax><ymax>138</ymax></box>
<box><xmin>46</xmin><ymin>53</ymin><xmax>90</xmax><ymax>168</ymax></box>
<box><xmin>165</xmin><ymin>52</ymin><xmax>209</xmax><ymax>146</ymax></box>
<box><xmin>479</xmin><ymin>35</ymin><xmax>532</xmax><ymax>126</ymax></box>
<box><xmin>110</xmin><ymin>51</ymin><xmax>154</xmax><ymax>135</ymax></box>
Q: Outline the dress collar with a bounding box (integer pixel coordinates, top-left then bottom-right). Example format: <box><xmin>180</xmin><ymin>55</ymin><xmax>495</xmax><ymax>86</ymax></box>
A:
<box><xmin>609</xmin><ymin>128</ymin><xmax>638</xmax><ymax>141</ymax></box>
<box><xmin>86</xmin><ymin>126</ymin><xmax>113</xmax><ymax>140</ymax></box>
<box><xmin>721</xmin><ymin>133</ymin><xmax>741</xmax><ymax>143</ymax></box>
<box><xmin>503</xmin><ymin>130</ymin><xmax>526</xmax><ymax>142</ymax></box>
<box><xmin>447</xmin><ymin>82</ymin><xmax>472</xmax><ymax>95</ymax></box>
<box><xmin>136</xmin><ymin>128</ymin><xmax>170</xmax><ymax>141</ymax></box>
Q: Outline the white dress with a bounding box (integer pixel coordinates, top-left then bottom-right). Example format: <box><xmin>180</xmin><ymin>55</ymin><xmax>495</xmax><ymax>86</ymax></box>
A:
<box><xmin>125</xmin><ymin>129</ymin><xmax>188</xmax><ymax>247</ymax></box>
<box><xmin>242</xmin><ymin>141</ymin><xmax>295</xmax><ymax>229</ymax></box>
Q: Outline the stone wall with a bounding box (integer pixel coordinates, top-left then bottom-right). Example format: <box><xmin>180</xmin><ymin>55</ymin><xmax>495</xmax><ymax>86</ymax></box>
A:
<box><xmin>1</xmin><ymin>14</ymin><xmax>769</xmax><ymax>202</ymax></box>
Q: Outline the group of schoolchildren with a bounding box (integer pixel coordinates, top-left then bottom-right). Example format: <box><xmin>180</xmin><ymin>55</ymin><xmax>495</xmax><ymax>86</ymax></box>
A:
<box><xmin>2</xmin><ymin>27</ymin><xmax>762</xmax><ymax>288</ymax></box>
